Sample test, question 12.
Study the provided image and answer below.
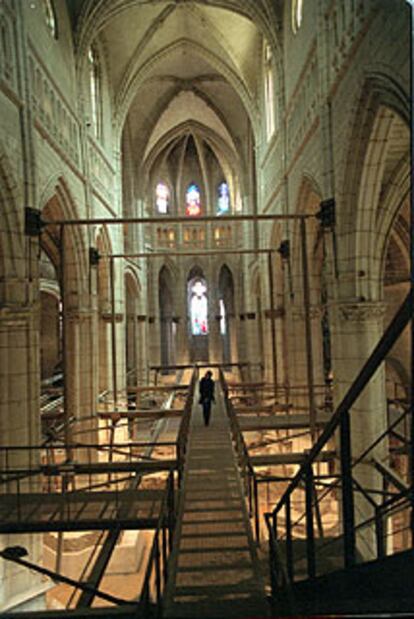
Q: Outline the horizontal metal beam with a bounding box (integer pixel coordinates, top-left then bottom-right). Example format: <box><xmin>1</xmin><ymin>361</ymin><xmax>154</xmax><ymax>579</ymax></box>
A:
<box><xmin>0</xmin><ymin>517</ymin><xmax>160</xmax><ymax>534</ymax></box>
<box><xmin>109</xmin><ymin>248</ymin><xmax>275</xmax><ymax>259</ymax></box>
<box><xmin>42</xmin><ymin>213</ymin><xmax>314</xmax><ymax>227</ymax></box>
<box><xmin>251</xmin><ymin>450</ymin><xmax>336</xmax><ymax>466</ymax></box>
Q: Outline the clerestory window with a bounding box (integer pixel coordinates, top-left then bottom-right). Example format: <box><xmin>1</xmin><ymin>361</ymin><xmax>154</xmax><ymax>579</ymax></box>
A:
<box><xmin>43</xmin><ymin>0</ymin><xmax>57</xmax><ymax>39</ymax></box>
<box><xmin>217</xmin><ymin>181</ymin><xmax>230</xmax><ymax>215</ymax></box>
<box><xmin>264</xmin><ymin>43</ymin><xmax>275</xmax><ymax>140</ymax></box>
<box><xmin>88</xmin><ymin>46</ymin><xmax>102</xmax><ymax>140</ymax></box>
<box><xmin>292</xmin><ymin>0</ymin><xmax>303</xmax><ymax>34</ymax></box>
<box><xmin>156</xmin><ymin>182</ymin><xmax>170</xmax><ymax>214</ymax></box>
<box><xmin>186</xmin><ymin>183</ymin><xmax>201</xmax><ymax>217</ymax></box>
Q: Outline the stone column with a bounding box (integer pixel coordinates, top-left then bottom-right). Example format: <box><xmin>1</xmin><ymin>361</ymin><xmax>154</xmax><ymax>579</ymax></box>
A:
<box><xmin>208</xmin><ymin>286</ymin><xmax>221</xmax><ymax>365</ymax></box>
<box><xmin>332</xmin><ymin>301</ymin><xmax>388</xmax><ymax>560</ymax></box>
<box><xmin>0</xmin><ymin>306</ymin><xmax>45</xmax><ymax>610</ymax></box>
<box><xmin>136</xmin><ymin>315</ymin><xmax>147</xmax><ymax>385</ymax></box>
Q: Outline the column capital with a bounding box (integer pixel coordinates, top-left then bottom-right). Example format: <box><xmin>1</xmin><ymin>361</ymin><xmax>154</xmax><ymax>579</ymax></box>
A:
<box><xmin>0</xmin><ymin>305</ymin><xmax>34</xmax><ymax>328</ymax></box>
<box><xmin>337</xmin><ymin>301</ymin><xmax>387</xmax><ymax>323</ymax></box>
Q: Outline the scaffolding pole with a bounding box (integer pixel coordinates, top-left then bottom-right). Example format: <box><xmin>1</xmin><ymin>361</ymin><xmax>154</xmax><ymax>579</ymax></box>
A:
<box><xmin>42</xmin><ymin>213</ymin><xmax>315</xmax><ymax>227</ymax></box>
<box><xmin>109</xmin><ymin>257</ymin><xmax>118</xmax><ymax>407</ymax></box>
<box><xmin>267</xmin><ymin>251</ymin><xmax>278</xmax><ymax>396</ymax></box>
<box><xmin>300</xmin><ymin>218</ymin><xmax>316</xmax><ymax>442</ymax></box>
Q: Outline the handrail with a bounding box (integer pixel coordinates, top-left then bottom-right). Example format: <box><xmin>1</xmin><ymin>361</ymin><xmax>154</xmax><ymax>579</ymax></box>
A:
<box><xmin>271</xmin><ymin>290</ymin><xmax>412</xmax><ymax>518</ymax></box>
<box><xmin>139</xmin><ymin>469</ymin><xmax>176</xmax><ymax>617</ymax></box>
<box><xmin>266</xmin><ymin>290</ymin><xmax>412</xmax><ymax>588</ymax></box>
<box><xmin>219</xmin><ymin>369</ymin><xmax>261</xmax><ymax>541</ymax></box>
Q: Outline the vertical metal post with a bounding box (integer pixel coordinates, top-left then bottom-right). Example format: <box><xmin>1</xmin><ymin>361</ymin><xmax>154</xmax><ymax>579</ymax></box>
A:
<box><xmin>375</xmin><ymin>506</ymin><xmax>385</xmax><ymax>559</ymax></box>
<box><xmin>60</xmin><ymin>225</ymin><xmax>72</xmax><ymax>459</ymax></box>
<box><xmin>155</xmin><ymin>533</ymin><xmax>161</xmax><ymax>613</ymax></box>
<box><xmin>254</xmin><ymin>477</ymin><xmax>260</xmax><ymax>543</ymax></box>
<box><xmin>305</xmin><ymin>464</ymin><xmax>316</xmax><ymax>578</ymax></box>
<box><xmin>285</xmin><ymin>495</ymin><xmax>294</xmax><ymax>582</ymax></box>
<box><xmin>109</xmin><ymin>257</ymin><xmax>118</xmax><ymax>407</ymax></box>
<box><xmin>340</xmin><ymin>409</ymin><xmax>356</xmax><ymax>567</ymax></box>
<box><xmin>300</xmin><ymin>218</ymin><xmax>316</xmax><ymax>441</ymax></box>
<box><xmin>267</xmin><ymin>251</ymin><xmax>278</xmax><ymax>396</ymax></box>
<box><xmin>410</xmin><ymin>12</ymin><xmax>414</xmax><ymax>547</ymax></box>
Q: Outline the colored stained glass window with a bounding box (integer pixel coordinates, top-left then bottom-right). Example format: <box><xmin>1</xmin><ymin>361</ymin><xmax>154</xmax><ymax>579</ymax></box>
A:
<box><xmin>190</xmin><ymin>280</ymin><xmax>208</xmax><ymax>335</ymax></box>
<box><xmin>186</xmin><ymin>183</ymin><xmax>201</xmax><ymax>217</ymax></box>
<box><xmin>156</xmin><ymin>182</ymin><xmax>169</xmax><ymax>214</ymax></box>
<box><xmin>217</xmin><ymin>182</ymin><xmax>230</xmax><ymax>215</ymax></box>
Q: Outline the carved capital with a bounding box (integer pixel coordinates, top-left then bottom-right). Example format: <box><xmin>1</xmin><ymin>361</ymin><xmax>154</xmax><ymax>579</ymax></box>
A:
<box><xmin>100</xmin><ymin>312</ymin><xmax>124</xmax><ymax>323</ymax></box>
<box><xmin>0</xmin><ymin>305</ymin><xmax>33</xmax><ymax>329</ymax></box>
<box><xmin>338</xmin><ymin>302</ymin><xmax>387</xmax><ymax>322</ymax></box>
<box><xmin>67</xmin><ymin>309</ymin><xmax>95</xmax><ymax>323</ymax></box>
<box><xmin>264</xmin><ymin>307</ymin><xmax>285</xmax><ymax>319</ymax></box>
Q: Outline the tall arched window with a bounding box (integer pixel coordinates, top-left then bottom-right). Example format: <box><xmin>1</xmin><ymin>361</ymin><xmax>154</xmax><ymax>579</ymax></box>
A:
<box><xmin>186</xmin><ymin>183</ymin><xmax>201</xmax><ymax>217</ymax></box>
<box><xmin>88</xmin><ymin>46</ymin><xmax>102</xmax><ymax>139</ymax></box>
<box><xmin>43</xmin><ymin>0</ymin><xmax>57</xmax><ymax>39</ymax></box>
<box><xmin>264</xmin><ymin>43</ymin><xmax>275</xmax><ymax>140</ymax></box>
<box><xmin>156</xmin><ymin>182</ymin><xmax>170</xmax><ymax>214</ymax></box>
<box><xmin>0</xmin><ymin>18</ymin><xmax>13</xmax><ymax>82</ymax></box>
<box><xmin>217</xmin><ymin>182</ymin><xmax>230</xmax><ymax>215</ymax></box>
<box><xmin>292</xmin><ymin>0</ymin><xmax>303</xmax><ymax>34</ymax></box>
<box><xmin>189</xmin><ymin>279</ymin><xmax>208</xmax><ymax>335</ymax></box>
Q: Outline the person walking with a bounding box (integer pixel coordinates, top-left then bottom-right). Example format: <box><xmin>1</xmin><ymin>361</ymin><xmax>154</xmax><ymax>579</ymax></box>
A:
<box><xmin>199</xmin><ymin>370</ymin><xmax>215</xmax><ymax>426</ymax></box>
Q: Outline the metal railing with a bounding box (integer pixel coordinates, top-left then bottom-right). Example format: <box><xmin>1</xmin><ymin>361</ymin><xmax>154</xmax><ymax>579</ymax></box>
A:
<box><xmin>139</xmin><ymin>470</ymin><xmax>176</xmax><ymax>618</ymax></box>
<box><xmin>219</xmin><ymin>369</ymin><xmax>261</xmax><ymax>541</ymax></box>
<box><xmin>265</xmin><ymin>290</ymin><xmax>413</xmax><ymax>596</ymax></box>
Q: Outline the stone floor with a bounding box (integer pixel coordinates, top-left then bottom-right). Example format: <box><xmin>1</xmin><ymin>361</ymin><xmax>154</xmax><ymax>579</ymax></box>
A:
<box><xmin>164</xmin><ymin>383</ymin><xmax>269</xmax><ymax>618</ymax></box>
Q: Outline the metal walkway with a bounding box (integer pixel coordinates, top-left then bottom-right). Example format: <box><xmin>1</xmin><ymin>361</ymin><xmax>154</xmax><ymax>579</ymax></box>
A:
<box><xmin>164</xmin><ymin>383</ymin><xmax>269</xmax><ymax>618</ymax></box>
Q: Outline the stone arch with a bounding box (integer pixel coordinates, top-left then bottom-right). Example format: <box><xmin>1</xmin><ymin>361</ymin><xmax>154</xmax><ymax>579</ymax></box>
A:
<box><xmin>340</xmin><ymin>73</ymin><xmax>410</xmax><ymax>299</ymax></box>
<box><xmin>40</xmin><ymin>176</ymin><xmax>88</xmax><ymax>298</ymax></box>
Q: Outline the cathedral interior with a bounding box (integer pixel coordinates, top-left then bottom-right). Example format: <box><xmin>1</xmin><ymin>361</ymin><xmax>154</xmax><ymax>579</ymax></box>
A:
<box><xmin>0</xmin><ymin>0</ymin><xmax>412</xmax><ymax>617</ymax></box>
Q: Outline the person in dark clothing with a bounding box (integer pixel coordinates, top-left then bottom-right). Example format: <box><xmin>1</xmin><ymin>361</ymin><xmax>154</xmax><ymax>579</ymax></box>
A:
<box><xmin>199</xmin><ymin>370</ymin><xmax>215</xmax><ymax>426</ymax></box>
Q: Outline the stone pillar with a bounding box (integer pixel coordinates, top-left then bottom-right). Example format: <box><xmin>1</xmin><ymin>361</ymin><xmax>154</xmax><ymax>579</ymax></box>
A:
<box><xmin>136</xmin><ymin>315</ymin><xmax>147</xmax><ymax>385</ymax></box>
<box><xmin>244</xmin><ymin>310</ymin><xmax>262</xmax><ymax>381</ymax></box>
<box><xmin>208</xmin><ymin>287</ymin><xmax>221</xmax><ymax>365</ymax></box>
<box><xmin>0</xmin><ymin>306</ymin><xmax>45</xmax><ymax>610</ymax></box>
<box><xmin>175</xmin><ymin>293</ymin><xmax>188</xmax><ymax>365</ymax></box>
<box><xmin>333</xmin><ymin>301</ymin><xmax>388</xmax><ymax>560</ymax></box>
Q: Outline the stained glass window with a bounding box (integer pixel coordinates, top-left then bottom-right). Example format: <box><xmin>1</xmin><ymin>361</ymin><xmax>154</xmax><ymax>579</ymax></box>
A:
<box><xmin>264</xmin><ymin>44</ymin><xmax>275</xmax><ymax>139</ymax></box>
<box><xmin>88</xmin><ymin>46</ymin><xmax>102</xmax><ymax>139</ymax></box>
<box><xmin>190</xmin><ymin>280</ymin><xmax>208</xmax><ymax>335</ymax></box>
<box><xmin>156</xmin><ymin>182</ymin><xmax>169</xmax><ymax>214</ymax></box>
<box><xmin>219</xmin><ymin>298</ymin><xmax>226</xmax><ymax>335</ymax></box>
<box><xmin>43</xmin><ymin>0</ymin><xmax>57</xmax><ymax>39</ymax></box>
<box><xmin>186</xmin><ymin>183</ymin><xmax>201</xmax><ymax>217</ymax></box>
<box><xmin>217</xmin><ymin>182</ymin><xmax>230</xmax><ymax>215</ymax></box>
<box><xmin>292</xmin><ymin>0</ymin><xmax>303</xmax><ymax>34</ymax></box>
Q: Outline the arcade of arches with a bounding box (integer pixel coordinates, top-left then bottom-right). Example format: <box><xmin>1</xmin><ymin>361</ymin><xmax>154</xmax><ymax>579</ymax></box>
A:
<box><xmin>0</xmin><ymin>0</ymin><xmax>412</xmax><ymax>614</ymax></box>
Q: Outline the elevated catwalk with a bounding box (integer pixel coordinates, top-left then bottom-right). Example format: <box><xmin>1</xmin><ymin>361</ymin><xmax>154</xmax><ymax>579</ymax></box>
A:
<box><xmin>164</xmin><ymin>383</ymin><xmax>269</xmax><ymax>618</ymax></box>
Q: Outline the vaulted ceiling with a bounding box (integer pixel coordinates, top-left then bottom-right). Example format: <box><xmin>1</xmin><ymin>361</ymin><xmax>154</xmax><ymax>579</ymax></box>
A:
<box><xmin>66</xmin><ymin>0</ymin><xmax>281</xmax><ymax>188</ymax></box>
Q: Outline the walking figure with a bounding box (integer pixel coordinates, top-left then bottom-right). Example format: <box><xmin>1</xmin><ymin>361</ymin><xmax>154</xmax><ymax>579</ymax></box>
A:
<box><xmin>199</xmin><ymin>370</ymin><xmax>215</xmax><ymax>426</ymax></box>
